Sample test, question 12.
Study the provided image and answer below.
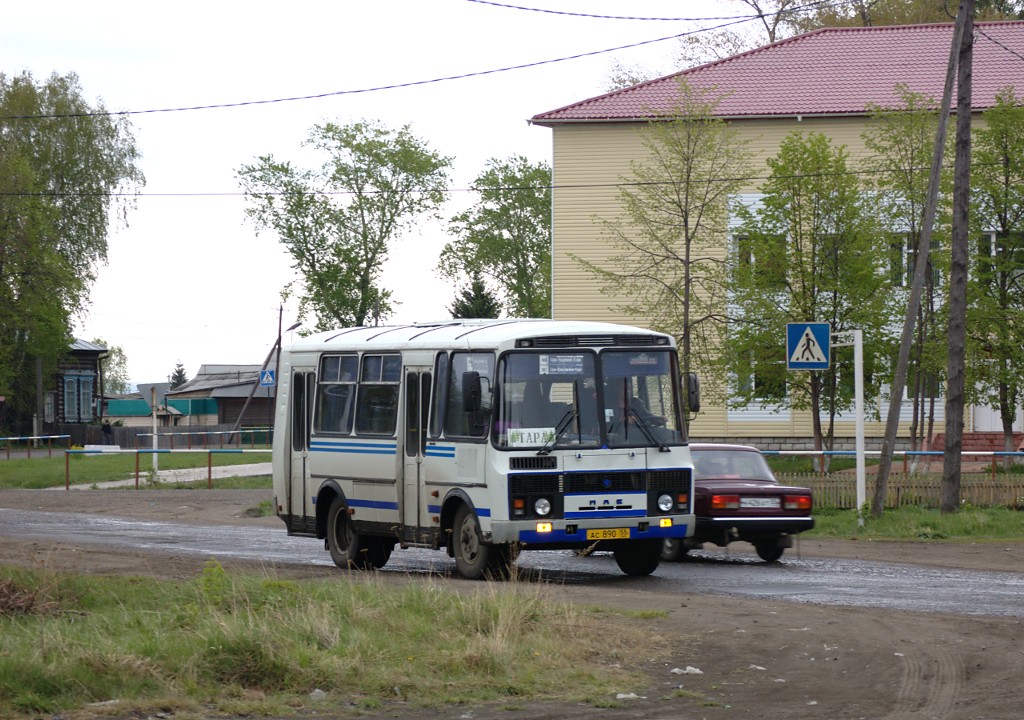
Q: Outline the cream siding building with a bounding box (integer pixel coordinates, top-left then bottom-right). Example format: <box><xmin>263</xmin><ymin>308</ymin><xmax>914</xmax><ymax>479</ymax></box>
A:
<box><xmin>532</xmin><ymin>22</ymin><xmax>1024</xmax><ymax>446</ymax></box>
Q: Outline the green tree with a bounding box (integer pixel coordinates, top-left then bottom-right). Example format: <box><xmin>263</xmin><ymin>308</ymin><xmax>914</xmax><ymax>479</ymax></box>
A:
<box><xmin>728</xmin><ymin>131</ymin><xmax>890</xmax><ymax>458</ymax></box>
<box><xmin>93</xmin><ymin>339</ymin><xmax>131</xmax><ymax>395</ymax></box>
<box><xmin>168</xmin><ymin>361</ymin><xmax>189</xmax><ymax>390</ymax></box>
<box><xmin>968</xmin><ymin>87</ymin><xmax>1024</xmax><ymax>462</ymax></box>
<box><xmin>785</xmin><ymin>0</ymin><xmax>1020</xmax><ymax>31</ymax></box>
<box><xmin>861</xmin><ymin>86</ymin><xmax>953</xmax><ymax>460</ymax></box>
<box><xmin>239</xmin><ymin>120</ymin><xmax>452</xmax><ymax>330</ymax></box>
<box><xmin>448</xmin><ymin>272</ymin><xmax>502</xmax><ymax>319</ymax></box>
<box><xmin>439</xmin><ymin>156</ymin><xmax>551</xmax><ymax>318</ymax></box>
<box><xmin>574</xmin><ymin>80</ymin><xmax>754</xmax><ymax>408</ymax></box>
<box><xmin>0</xmin><ymin>71</ymin><xmax>143</xmax><ymax>432</ymax></box>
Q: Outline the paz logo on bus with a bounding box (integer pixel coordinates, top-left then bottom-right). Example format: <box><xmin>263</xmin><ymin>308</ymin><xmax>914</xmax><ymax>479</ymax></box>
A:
<box><xmin>786</xmin><ymin>323</ymin><xmax>830</xmax><ymax>370</ymax></box>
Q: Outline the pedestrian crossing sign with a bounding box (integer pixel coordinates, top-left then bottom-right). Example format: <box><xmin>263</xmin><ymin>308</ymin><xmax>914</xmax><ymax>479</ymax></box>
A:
<box><xmin>786</xmin><ymin>323</ymin><xmax>830</xmax><ymax>370</ymax></box>
<box><xmin>259</xmin><ymin>370</ymin><xmax>276</xmax><ymax>387</ymax></box>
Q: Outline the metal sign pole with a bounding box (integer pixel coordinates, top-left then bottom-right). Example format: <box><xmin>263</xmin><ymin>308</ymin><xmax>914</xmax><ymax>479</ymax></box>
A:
<box><xmin>834</xmin><ymin>330</ymin><xmax>866</xmax><ymax>527</ymax></box>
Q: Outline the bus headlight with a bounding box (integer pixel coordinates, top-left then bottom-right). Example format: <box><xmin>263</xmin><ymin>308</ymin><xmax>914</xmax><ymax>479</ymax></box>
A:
<box><xmin>534</xmin><ymin>498</ymin><xmax>552</xmax><ymax>517</ymax></box>
<box><xmin>657</xmin><ymin>493</ymin><xmax>674</xmax><ymax>513</ymax></box>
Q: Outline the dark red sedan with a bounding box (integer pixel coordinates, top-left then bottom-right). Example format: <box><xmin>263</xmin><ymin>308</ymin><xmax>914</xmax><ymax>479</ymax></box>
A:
<box><xmin>662</xmin><ymin>443</ymin><xmax>814</xmax><ymax>562</ymax></box>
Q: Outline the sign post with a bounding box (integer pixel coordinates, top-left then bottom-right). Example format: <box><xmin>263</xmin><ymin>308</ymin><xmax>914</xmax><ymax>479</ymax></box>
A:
<box><xmin>833</xmin><ymin>329</ymin><xmax>866</xmax><ymax>527</ymax></box>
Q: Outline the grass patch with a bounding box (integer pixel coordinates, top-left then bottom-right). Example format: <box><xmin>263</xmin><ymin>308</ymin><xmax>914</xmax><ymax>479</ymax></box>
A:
<box><xmin>0</xmin><ymin>453</ymin><xmax>272</xmax><ymax>489</ymax></box>
<box><xmin>808</xmin><ymin>504</ymin><xmax>1024</xmax><ymax>541</ymax></box>
<box><xmin>0</xmin><ymin>562</ymin><xmax>668</xmax><ymax>718</ymax></box>
<box><xmin>148</xmin><ymin>474</ymin><xmax>273</xmax><ymax>491</ymax></box>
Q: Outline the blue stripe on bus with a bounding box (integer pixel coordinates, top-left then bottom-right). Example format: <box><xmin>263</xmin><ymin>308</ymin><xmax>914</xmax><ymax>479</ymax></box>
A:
<box><xmin>310</xmin><ymin>441</ymin><xmax>397</xmax><ymax>456</ymax></box>
<box><xmin>425</xmin><ymin>446</ymin><xmax>455</xmax><ymax>458</ymax></box>
<box><xmin>427</xmin><ymin>504</ymin><xmax>441</xmax><ymax>514</ymax></box>
<box><xmin>517</xmin><ymin>524</ymin><xmax>689</xmax><ymax>544</ymax></box>
<box><xmin>347</xmin><ymin>498</ymin><xmax>400</xmax><ymax>511</ymax></box>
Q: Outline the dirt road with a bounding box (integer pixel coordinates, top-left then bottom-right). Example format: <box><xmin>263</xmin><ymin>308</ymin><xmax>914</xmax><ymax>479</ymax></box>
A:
<box><xmin>1</xmin><ymin>488</ymin><xmax>1022</xmax><ymax>719</ymax></box>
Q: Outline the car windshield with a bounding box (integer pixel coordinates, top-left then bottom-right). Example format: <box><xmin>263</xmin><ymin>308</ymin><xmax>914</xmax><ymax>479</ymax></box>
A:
<box><xmin>492</xmin><ymin>349</ymin><xmax>685</xmax><ymax>450</ymax></box>
<box><xmin>692</xmin><ymin>449</ymin><xmax>776</xmax><ymax>481</ymax></box>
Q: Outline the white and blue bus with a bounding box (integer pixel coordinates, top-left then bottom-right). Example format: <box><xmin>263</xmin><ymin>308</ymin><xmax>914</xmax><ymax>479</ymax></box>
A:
<box><xmin>272</xmin><ymin>319</ymin><xmax>700</xmax><ymax>579</ymax></box>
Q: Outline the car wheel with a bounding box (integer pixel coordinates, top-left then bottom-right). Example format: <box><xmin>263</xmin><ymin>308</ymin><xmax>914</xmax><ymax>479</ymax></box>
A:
<box><xmin>613</xmin><ymin>539</ymin><xmax>662</xmax><ymax>576</ymax></box>
<box><xmin>661</xmin><ymin>537</ymin><xmax>690</xmax><ymax>562</ymax></box>
<box><xmin>754</xmin><ymin>540</ymin><xmax>785</xmax><ymax>563</ymax></box>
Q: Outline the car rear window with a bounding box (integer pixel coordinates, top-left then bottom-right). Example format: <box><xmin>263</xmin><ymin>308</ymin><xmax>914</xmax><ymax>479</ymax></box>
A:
<box><xmin>692</xmin><ymin>449</ymin><xmax>775</xmax><ymax>481</ymax></box>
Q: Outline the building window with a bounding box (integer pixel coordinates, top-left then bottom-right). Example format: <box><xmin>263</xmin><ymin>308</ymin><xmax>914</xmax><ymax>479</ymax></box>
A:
<box><xmin>62</xmin><ymin>373</ymin><xmax>95</xmax><ymax>423</ymax></box>
<box><xmin>736</xmin><ymin>359</ymin><xmax>787</xmax><ymax>401</ymax></box>
<box><xmin>890</xmin><ymin>233</ymin><xmax>941</xmax><ymax>288</ymax></box>
<box><xmin>734</xmin><ymin>234</ymin><xmax>787</xmax><ymax>288</ymax></box>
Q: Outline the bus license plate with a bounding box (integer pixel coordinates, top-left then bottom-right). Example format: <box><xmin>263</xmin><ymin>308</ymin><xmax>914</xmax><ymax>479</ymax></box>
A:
<box><xmin>587</xmin><ymin>528</ymin><xmax>630</xmax><ymax>540</ymax></box>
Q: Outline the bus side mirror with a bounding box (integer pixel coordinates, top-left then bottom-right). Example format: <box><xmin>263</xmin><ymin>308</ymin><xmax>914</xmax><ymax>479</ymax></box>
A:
<box><xmin>462</xmin><ymin>371</ymin><xmax>482</xmax><ymax>412</ymax></box>
<box><xmin>686</xmin><ymin>372</ymin><xmax>701</xmax><ymax>414</ymax></box>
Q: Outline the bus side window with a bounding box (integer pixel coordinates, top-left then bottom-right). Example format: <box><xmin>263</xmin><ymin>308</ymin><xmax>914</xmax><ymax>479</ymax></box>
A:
<box><xmin>356</xmin><ymin>353</ymin><xmax>401</xmax><ymax>435</ymax></box>
<box><xmin>430</xmin><ymin>352</ymin><xmax>449</xmax><ymax>438</ymax></box>
<box><xmin>314</xmin><ymin>354</ymin><xmax>357</xmax><ymax>435</ymax></box>
<box><xmin>444</xmin><ymin>351</ymin><xmax>493</xmax><ymax>439</ymax></box>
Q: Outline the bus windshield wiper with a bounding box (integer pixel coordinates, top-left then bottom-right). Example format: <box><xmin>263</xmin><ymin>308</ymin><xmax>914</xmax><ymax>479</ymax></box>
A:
<box><xmin>537</xmin><ymin>407</ymin><xmax>577</xmax><ymax>456</ymax></box>
<box><xmin>627</xmin><ymin>408</ymin><xmax>669</xmax><ymax>452</ymax></box>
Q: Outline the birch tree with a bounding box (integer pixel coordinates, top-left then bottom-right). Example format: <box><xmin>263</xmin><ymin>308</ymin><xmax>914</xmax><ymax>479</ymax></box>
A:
<box><xmin>727</xmin><ymin>131</ymin><xmax>891</xmax><ymax>459</ymax></box>
<box><xmin>574</xmin><ymin>80</ymin><xmax>753</xmax><ymax>408</ymax></box>
<box><xmin>968</xmin><ymin>87</ymin><xmax>1024</xmax><ymax>464</ymax></box>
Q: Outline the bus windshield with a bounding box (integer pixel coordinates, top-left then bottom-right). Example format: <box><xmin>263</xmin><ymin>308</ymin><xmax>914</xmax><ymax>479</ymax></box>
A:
<box><xmin>493</xmin><ymin>349</ymin><xmax>685</xmax><ymax>451</ymax></box>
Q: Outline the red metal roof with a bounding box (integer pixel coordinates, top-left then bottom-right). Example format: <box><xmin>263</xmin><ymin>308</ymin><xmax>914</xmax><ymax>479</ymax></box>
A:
<box><xmin>531</xmin><ymin>22</ymin><xmax>1024</xmax><ymax>123</ymax></box>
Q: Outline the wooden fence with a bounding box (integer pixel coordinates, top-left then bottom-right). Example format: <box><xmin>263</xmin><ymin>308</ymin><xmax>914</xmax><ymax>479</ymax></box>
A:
<box><xmin>777</xmin><ymin>471</ymin><xmax>1024</xmax><ymax>509</ymax></box>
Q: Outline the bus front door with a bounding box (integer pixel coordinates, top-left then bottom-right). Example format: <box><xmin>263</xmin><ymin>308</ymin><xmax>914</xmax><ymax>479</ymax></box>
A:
<box><xmin>288</xmin><ymin>369</ymin><xmax>316</xmax><ymax>522</ymax></box>
<box><xmin>402</xmin><ymin>369</ymin><xmax>431</xmax><ymax>542</ymax></box>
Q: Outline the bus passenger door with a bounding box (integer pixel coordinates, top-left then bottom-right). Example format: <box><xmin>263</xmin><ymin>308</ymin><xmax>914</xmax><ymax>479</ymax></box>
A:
<box><xmin>288</xmin><ymin>369</ymin><xmax>316</xmax><ymax>520</ymax></box>
<box><xmin>403</xmin><ymin>369</ymin><xmax>431</xmax><ymax>539</ymax></box>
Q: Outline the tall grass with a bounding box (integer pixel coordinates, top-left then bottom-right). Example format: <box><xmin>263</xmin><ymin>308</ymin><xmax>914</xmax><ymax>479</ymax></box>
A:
<box><xmin>0</xmin><ymin>562</ymin><xmax>668</xmax><ymax>717</ymax></box>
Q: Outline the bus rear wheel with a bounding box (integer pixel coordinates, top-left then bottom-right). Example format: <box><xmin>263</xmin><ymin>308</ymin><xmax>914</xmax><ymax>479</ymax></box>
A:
<box><xmin>613</xmin><ymin>539</ymin><xmax>662</xmax><ymax>576</ymax></box>
<box><xmin>452</xmin><ymin>504</ymin><xmax>515</xmax><ymax>580</ymax></box>
<box><xmin>327</xmin><ymin>496</ymin><xmax>393</xmax><ymax>570</ymax></box>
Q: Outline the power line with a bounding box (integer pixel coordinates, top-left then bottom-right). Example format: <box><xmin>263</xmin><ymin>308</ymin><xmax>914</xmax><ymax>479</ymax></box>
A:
<box><xmin>1</xmin><ymin>0</ymin><xmax>857</xmax><ymax>122</ymax></box>
<box><xmin>0</xmin><ymin>30</ymin><xmax>732</xmax><ymax>121</ymax></box>
<box><xmin>976</xmin><ymin>25</ymin><xmax>1024</xmax><ymax>63</ymax></box>
<box><xmin>465</xmin><ymin>0</ymin><xmax>765</xmax><ymax>21</ymax></box>
<box><xmin>466</xmin><ymin>0</ymin><xmax>851</xmax><ymax>22</ymax></box>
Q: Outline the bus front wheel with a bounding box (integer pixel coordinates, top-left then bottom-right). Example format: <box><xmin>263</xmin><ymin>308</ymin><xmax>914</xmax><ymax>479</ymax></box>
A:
<box><xmin>327</xmin><ymin>496</ymin><xmax>392</xmax><ymax>570</ymax></box>
<box><xmin>613</xmin><ymin>539</ymin><xmax>662</xmax><ymax>576</ymax></box>
<box><xmin>452</xmin><ymin>504</ymin><xmax>515</xmax><ymax>580</ymax></box>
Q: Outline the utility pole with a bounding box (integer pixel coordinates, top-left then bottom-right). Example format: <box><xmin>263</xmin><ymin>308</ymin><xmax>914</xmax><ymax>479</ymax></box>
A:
<box><xmin>942</xmin><ymin>0</ymin><xmax>975</xmax><ymax>513</ymax></box>
<box><xmin>871</xmin><ymin>7</ymin><xmax>968</xmax><ymax>518</ymax></box>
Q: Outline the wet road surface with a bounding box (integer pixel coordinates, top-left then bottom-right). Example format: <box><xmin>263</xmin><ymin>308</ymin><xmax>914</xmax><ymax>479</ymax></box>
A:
<box><xmin>2</xmin><ymin>507</ymin><xmax>1020</xmax><ymax>618</ymax></box>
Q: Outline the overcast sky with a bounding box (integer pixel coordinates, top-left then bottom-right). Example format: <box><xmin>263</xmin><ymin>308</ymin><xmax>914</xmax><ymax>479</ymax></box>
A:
<box><xmin>2</xmin><ymin>1</ymin><xmax>754</xmax><ymax>386</ymax></box>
